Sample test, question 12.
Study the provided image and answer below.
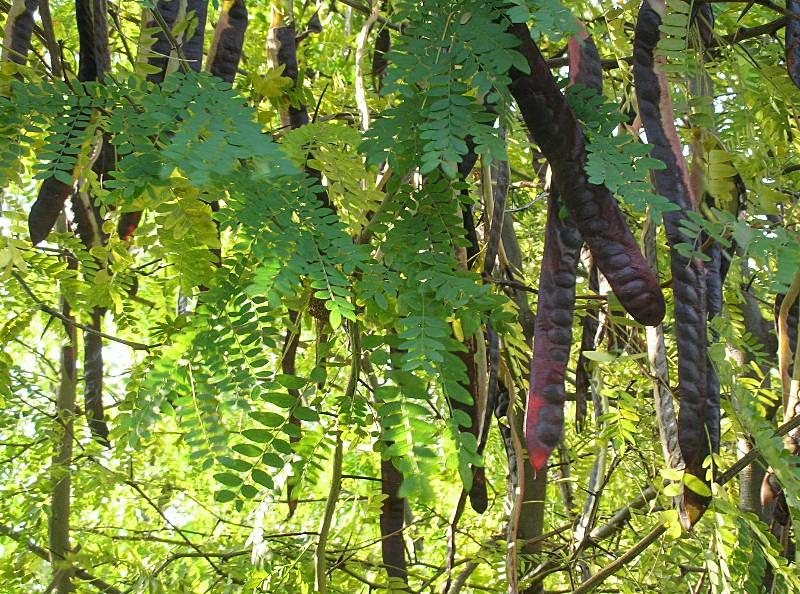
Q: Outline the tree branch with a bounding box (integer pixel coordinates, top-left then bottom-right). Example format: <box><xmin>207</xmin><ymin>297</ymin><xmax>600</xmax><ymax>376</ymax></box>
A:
<box><xmin>12</xmin><ymin>272</ymin><xmax>158</xmax><ymax>351</ymax></box>
<box><xmin>0</xmin><ymin>524</ymin><xmax>121</xmax><ymax>594</ymax></box>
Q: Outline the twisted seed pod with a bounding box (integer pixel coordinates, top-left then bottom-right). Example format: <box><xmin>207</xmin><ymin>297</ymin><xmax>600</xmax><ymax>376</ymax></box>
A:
<box><xmin>569</xmin><ymin>28</ymin><xmax>602</xmax><ymax>430</ymax></box>
<box><xmin>634</xmin><ymin>0</ymin><xmax>713</xmax><ymax>528</ymax></box>
<box><xmin>1</xmin><ymin>0</ymin><xmax>38</xmax><ymax>69</ymax></box>
<box><xmin>526</xmin><ymin>23</ymin><xmax>602</xmax><ymax>470</ymax></box>
<box><xmin>76</xmin><ymin>1</ymin><xmax>112</xmax><ymax>445</ymax></box>
<box><xmin>787</xmin><ymin>0</ymin><xmax>800</xmax><ymax>89</ymax></box>
<box><xmin>206</xmin><ymin>0</ymin><xmax>248</xmax><ymax>84</ymax></box>
<box><xmin>574</xmin><ymin>247</ymin><xmax>598</xmax><ymax>428</ymax></box>
<box><xmin>372</xmin><ymin>25</ymin><xmax>390</xmax><ymax>92</ymax></box>
<box><xmin>29</xmin><ymin>0</ymin><xmax>112</xmax><ymax>244</ymax></box>
<box><xmin>507</xmin><ymin>23</ymin><xmax>665</xmax><ymax>328</ymax></box>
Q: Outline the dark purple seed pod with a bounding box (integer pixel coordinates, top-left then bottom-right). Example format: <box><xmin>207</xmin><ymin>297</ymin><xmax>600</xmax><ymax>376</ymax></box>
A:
<box><xmin>787</xmin><ymin>0</ymin><xmax>800</xmax><ymax>89</ymax></box>
<box><xmin>207</xmin><ymin>0</ymin><xmax>248</xmax><ymax>84</ymax></box>
<box><xmin>634</xmin><ymin>0</ymin><xmax>715</xmax><ymax>528</ymax></box>
<box><xmin>183</xmin><ymin>0</ymin><xmax>209</xmax><ymax>72</ymax></box>
<box><xmin>143</xmin><ymin>0</ymin><xmax>182</xmax><ymax>84</ymax></box>
<box><xmin>380</xmin><ymin>457</ymin><xmax>408</xmax><ymax>584</ymax></box>
<box><xmin>507</xmin><ymin>22</ymin><xmax>666</xmax><ymax>328</ymax></box>
<box><xmin>526</xmin><ymin>191</ymin><xmax>580</xmax><ymax>470</ymax></box>
<box><xmin>1</xmin><ymin>0</ymin><xmax>38</xmax><ymax>70</ymax></box>
<box><xmin>29</xmin><ymin>177</ymin><xmax>72</xmax><ymax>245</ymax></box>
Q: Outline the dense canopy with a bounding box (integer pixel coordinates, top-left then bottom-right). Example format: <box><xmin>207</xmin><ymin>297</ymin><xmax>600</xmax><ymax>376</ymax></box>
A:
<box><xmin>1</xmin><ymin>0</ymin><xmax>800</xmax><ymax>592</ymax></box>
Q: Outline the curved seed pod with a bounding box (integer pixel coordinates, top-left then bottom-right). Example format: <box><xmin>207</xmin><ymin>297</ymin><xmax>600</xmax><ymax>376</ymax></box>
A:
<box><xmin>118</xmin><ymin>2</ymin><xmax>188</xmax><ymax>239</ymax></box>
<box><xmin>568</xmin><ymin>26</ymin><xmax>601</xmax><ymax>430</ymax></box>
<box><xmin>183</xmin><ymin>0</ymin><xmax>209</xmax><ymax>72</ymax></box>
<box><xmin>787</xmin><ymin>0</ymin><xmax>800</xmax><ymax>89</ymax></box>
<box><xmin>267</xmin><ymin>8</ymin><xmax>333</xmax><ymax>215</ymax></box>
<box><xmin>282</xmin><ymin>311</ymin><xmax>301</xmax><ymax>517</ymax></box>
<box><xmin>271</xmin><ymin>24</ymin><xmax>309</xmax><ymax>129</ymax></box>
<box><xmin>634</xmin><ymin>0</ymin><xmax>712</xmax><ymax>528</ymax></box>
<box><xmin>1</xmin><ymin>0</ymin><xmax>38</xmax><ymax>69</ymax></box>
<box><xmin>380</xmin><ymin>457</ymin><xmax>408</xmax><ymax>587</ymax></box>
<box><xmin>526</xmin><ymin>23</ymin><xmax>602</xmax><ymax>470</ymax></box>
<box><xmin>29</xmin><ymin>177</ymin><xmax>73</xmax><ymax>245</ymax></box>
<box><xmin>30</xmin><ymin>0</ymin><xmax>111</xmax><ymax>244</ymax></box>
<box><xmin>507</xmin><ymin>23</ymin><xmax>665</xmax><ymax>328</ymax></box>
<box><xmin>643</xmin><ymin>214</ymin><xmax>683</xmax><ymax>469</ymax></box>
<box><xmin>692</xmin><ymin>1</ymin><xmax>724</xmax><ymax>487</ymax></box>
<box><xmin>206</xmin><ymin>0</ymin><xmax>248</xmax><ymax>84</ymax></box>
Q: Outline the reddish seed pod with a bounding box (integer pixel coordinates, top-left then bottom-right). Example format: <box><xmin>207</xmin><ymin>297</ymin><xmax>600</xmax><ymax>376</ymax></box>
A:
<box><xmin>526</xmin><ymin>191</ymin><xmax>581</xmax><ymax>470</ymax></box>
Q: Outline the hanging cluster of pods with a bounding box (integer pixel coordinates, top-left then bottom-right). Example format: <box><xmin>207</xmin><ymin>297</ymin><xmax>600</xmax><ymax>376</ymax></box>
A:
<box><xmin>7</xmin><ymin>1</ymin><xmax>799</xmax><ymax>573</ymax></box>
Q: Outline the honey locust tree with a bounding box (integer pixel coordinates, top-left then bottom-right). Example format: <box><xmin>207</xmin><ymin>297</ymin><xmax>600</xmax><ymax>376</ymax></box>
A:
<box><xmin>1</xmin><ymin>0</ymin><xmax>800</xmax><ymax>592</ymax></box>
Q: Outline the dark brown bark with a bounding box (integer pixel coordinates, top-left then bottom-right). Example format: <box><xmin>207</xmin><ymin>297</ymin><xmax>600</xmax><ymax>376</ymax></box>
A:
<box><xmin>380</xmin><ymin>457</ymin><xmax>408</xmax><ymax>586</ymax></box>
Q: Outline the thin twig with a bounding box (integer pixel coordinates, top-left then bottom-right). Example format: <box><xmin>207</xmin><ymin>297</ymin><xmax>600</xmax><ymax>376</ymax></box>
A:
<box><xmin>12</xmin><ymin>272</ymin><xmax>158</xmax><ymax>351</ymax></box>
<box><xmin>336</xmin><ymin>0</ymin><xmax>401</xmax><ymax>31</ymax></box>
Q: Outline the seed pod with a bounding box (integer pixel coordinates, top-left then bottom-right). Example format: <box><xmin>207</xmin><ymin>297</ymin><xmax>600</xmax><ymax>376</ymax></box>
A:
<box><xmin>787</xmin><ymin>0</ymin><xmax>800</xmax><ymax>89</ymax></box>
<box><xmin>574</xmin><ymin>247</ymin><xmax>598</xmax><ymax>429</ymax></box>
<box><xmin>29</xmin><ymin>177</ymin><xmax>73</xmax><ymax>245</ymax></box>
<box><xmin>526</xmin><ymin>23</ymin><xmax>602</xmax><ymax>469</ymax></box>
<box><xmin>507</xmin><ymin>22</ymin><xmax>666</xmax><ymax>328</ymax></box>
<box><xmin>206</xmin><ymin>0</ymin><xmax>248</xmax><ymax>84</ymax></box>
<box><xmin>183</xmin><ymin>0</ymin><xmax>209</xmax><ymax>72</ymax></box>
<box><xmin>141</xmin><ymin>0</ymin><xmax>182</xmax><ymax>84</ymax></box>
<box><xmin>271</xmin><ymin>25</ymin><xmax>309</xmax><ymax>129</ymax></box>
<box><xmin>1</xmin><ymin>0</ymin><xmax>38</xmax><ymax>69</ymax></box>
<box><xmin>76</xmin><ymin>0</ymin><xmax>111</xmax><ymax>82</ymax></box>
<box><xmin>30</xmin><ymin>0</ymin><xmax>111</xmax><ymax>243</ymax></box>
<box><xmin>633</xmin><ymin>0</ymin><xmax>714</xmax><ymax>528</ymax></box>
<box><xmin>526</xmin><ymin>191</ymin><xmax>582</xmax><ymax>470</ymax></box>
<box><xmin>372</xmin><ymin>25</ymin><xmax>391</xmax><ymax>92</ymax></box>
